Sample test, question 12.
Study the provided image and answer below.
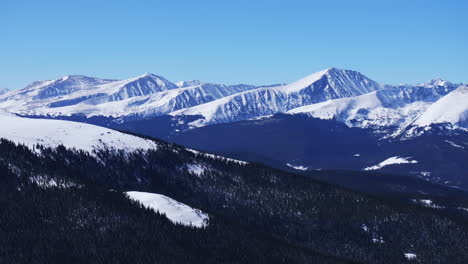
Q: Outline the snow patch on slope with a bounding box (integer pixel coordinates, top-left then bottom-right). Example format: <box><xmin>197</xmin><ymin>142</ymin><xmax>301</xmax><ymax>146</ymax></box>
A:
<box><xmin>288</xmin><ymin>91</ymin><xmax>432</xmax><ymax>131</ymax></box>
<box><xmin>0</xmin><ymin>75</ymin><xmax>257</xmax><ymax>119</ymax></box>
<box><xmin>176</xmin><ymin>80</ymin><xmax>205</xmax><ymax>88</ymax></box>
<box><xmin>286</xmin><ymin>163</ymin><xmax>309</xmax><ymax>171</ymax></box>
<box><xmin>126</xmin><ymin>191</ymin><xmax>208</xmax><ymax>227</ymax></box>
<box><xmin>274</xmin><ymin>68</ymin><xmax>330</xmax><ymax>93</ymax></box>
<box><xmin>404</xmin><ymin>253</ymin><xmax>417</xmax><ymax>260</ymax></box>
<box><xmin>364</xmin><ymin>156</ymin><xmax>417</xmax><ymax>171</ymax></box>
<box><xmin>445</xmin><ymin>140</ymin><xmax>464</xmax><ymax>149</ymax></box>
<box><xmin>186</xmin><ymin>163</ymin><xmax>205</xmax><ymax>176</ymax></box>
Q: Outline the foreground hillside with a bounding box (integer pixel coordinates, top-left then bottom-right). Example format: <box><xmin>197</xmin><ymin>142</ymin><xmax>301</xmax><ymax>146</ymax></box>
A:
<box><xmin>0</xmin><ymin>109</ymin><xmax>156</xmax><ymax>151</ymax></box>
<box><xmin>1</xmin><ymin>132</ymin><xmax>468</xmax><ymax>263</ymax></box>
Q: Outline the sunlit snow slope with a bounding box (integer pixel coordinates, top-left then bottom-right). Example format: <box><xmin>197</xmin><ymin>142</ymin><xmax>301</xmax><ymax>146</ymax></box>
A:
<box><xmin>0</xmin><ymin>109</ymin><xmax>157</xmax><ymax>152</ymax></box>
<box><xmin>414</xmin><ymin>85</ymin><xmax>468</xmax><ymax>127</ymax></box>
<box><xmin>126</xmin><ymin>191</ymin><xmax>208</xmax><ymax>227</ymax></box>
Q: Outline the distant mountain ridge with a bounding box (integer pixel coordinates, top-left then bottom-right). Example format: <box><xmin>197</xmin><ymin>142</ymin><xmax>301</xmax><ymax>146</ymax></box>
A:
<box><xmin>0</xmin><ymin>68</ymin><xmax>466</xmax><ymax>137</ymax></box>
<box><xmin>171</xmin><ymin>68</ymin><xmax>383</xmax><ymax>125</ymax></box>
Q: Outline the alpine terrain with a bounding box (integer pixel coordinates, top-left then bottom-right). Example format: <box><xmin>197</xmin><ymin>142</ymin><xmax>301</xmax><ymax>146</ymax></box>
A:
<box><xmin>1</xmin><ymin>68</ymin><xmax>466</xmax><ymax>191</ymax></box>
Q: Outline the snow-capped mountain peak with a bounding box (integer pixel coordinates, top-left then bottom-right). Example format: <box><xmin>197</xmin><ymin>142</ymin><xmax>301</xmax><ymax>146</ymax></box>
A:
<box><xmin>170</xmin><ymin>68</ymin><xmax>384</xmax><ymax>126</ymax></box>
<box><xmin>113</xmin><ymin>73</ymin><xmax>178</xmax><ymax>99</ymax></box>
<box><xmin>15</xmin><ymin>75</ymin><xmax>116</xmax><ymax>100</ymax></box>
<box><xmin>131</xmin><ymin>73</ymin><xmax>175</xmax><ymax>84</ymax></box>
<box><xmin>423</xmin><ymin>77</ymin><xmax>449</xmax><ymax>88</ymax></box>
<box><xmin>276</xmin><ymin>67</ymin><xmax>382</xmax><ymax>94</ymax></box>
<box><xmin>176</xmin><ymin>80</ymin><xmax>205</xmax><ymax>88</ymax></box>
<box><xmin>275</xmin><ymin>68</ymin><xmax>331</xmax><ymax>93</ymax></box>
<box><xmin>414</xmin><ymin>85</ymin><xmax>468</xmax><ymax>127</ymax></box>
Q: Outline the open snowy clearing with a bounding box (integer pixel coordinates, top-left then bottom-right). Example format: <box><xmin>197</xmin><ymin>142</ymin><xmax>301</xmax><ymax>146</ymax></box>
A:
<box><xmin>126</xmin><ymin>191</ymin><xmax>209</xmax><ymax>228</ymax></box>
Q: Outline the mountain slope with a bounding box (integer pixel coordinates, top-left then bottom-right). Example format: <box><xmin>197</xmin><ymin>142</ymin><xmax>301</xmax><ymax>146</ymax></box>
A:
<box><xmin>171</xmin><ymin>68</ymin><xmax>383</xmax><ymax>126</ymax></box>
<box><xmin>168</xmin><ymin>114</ymin><xmax>468</xmax><ymax>190</ymax></box>
<box><xmin>414</xmin><ymin>85</ymin><xmax>468</xmax><ymax>127</ymax></box>
<box><xmin>0</xmin><ymin>109</ymin><xmax>156</xmax><ymax>152</ymax></box>
<box><xmin>0</xmin><ymin>74</ymin><xmax>258</xmax><ymax>118</ymax></box>
<box><xmin>2</xmin><ymin>132</ymin><xmax>468</xmax><ymax>263</ymax></box>
<box><xmin>126</xmin><ymin>191</ymin><xmax>209</xmax><ymax>227</ymax></box>
<box><xmin>287</xmin><ymin>81</ymin><xmax>463</xmax><ymax>135</ymax></box>
<box><xmin>1</xmin><ymin>159</ymin><xmax>340</xmax><ymax>264</ymax></box>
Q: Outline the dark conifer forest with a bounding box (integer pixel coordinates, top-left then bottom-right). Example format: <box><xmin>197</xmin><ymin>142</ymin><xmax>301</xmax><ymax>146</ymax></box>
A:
<box><xmin>1</xmin><ymin>138</ymin><xmax>468</xmax><ymax>263</ymax></box>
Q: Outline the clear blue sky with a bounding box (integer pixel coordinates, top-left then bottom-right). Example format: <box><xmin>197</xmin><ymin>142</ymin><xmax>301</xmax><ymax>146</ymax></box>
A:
<box><xmin>1</xmin><ymin>0</ymin><xmax>467</xmax><ymax>90</ymax></box>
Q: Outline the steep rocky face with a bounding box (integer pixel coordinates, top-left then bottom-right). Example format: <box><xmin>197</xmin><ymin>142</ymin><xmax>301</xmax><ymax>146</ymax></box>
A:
<box><xmin>172</xmin><ymin>68</ymin><xmax>384</xmax><ymax>125</ymax></box>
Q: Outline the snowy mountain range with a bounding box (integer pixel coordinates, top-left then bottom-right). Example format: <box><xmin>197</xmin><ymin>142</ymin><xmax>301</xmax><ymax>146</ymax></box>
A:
<box><xmin>2</xmin><ymin>68</ymin><xmax>468</xmax><ymax>263</ymax></box>
<box><xmin>0</xmin><ymin>68</ymin><xmax>466</xmax><ymax>138</ymax></box>
<box><xmin>289</xmin><ymin>79</ymin><xmax>466</xmax><ymax>137</ymax></box>
<box><xmin>0</xmin><ymin>74</ymin><xmax>258</xmax><ymax>119</ymax></box>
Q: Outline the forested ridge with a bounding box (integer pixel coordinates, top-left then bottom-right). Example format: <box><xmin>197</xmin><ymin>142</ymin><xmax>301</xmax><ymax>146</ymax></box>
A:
<box><xmin>1</xmin><ymin>138</ymin><xmax>468</xmax><ymax>263</ymax></box>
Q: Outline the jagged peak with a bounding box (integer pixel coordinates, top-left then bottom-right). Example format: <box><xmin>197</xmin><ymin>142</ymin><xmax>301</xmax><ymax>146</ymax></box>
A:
<box><xmin>324</xmin><ymin>67</ymin><xmax>372</xmax><ymax>78</ymax></box>
<box><xmin>136</xmin><ymin>73</ymin><xmax>161</xmax><ymax>78</ymax></box>
<box><xmin>276</xmin><ymin>67</ymin><xmax>377</xmax><ymax>93</ymax></box>
<box><xmin>424</xmin><ymin>77</ymin><xmax>450</xmax><ymax>87</ymax></box>
<box><xmin>123</xmin><ymin>73</ymin><xmax>178</xmax><ymax>90</ymax></box>
<box><xmin>176</xmin><ymin>80</ymin><xmax>205</xmax><ymax>88</ymax></box>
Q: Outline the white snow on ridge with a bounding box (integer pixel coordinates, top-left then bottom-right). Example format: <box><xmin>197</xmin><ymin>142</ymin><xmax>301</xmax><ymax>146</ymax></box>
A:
<box><xmin>176</xmin><ymin>80</ymin><xmax>205</xmax><ymax>88</ymax></box>
<box><xmin>414</xmin><ymin>85</ymin><xmax>468</xmax><ymax>127</ymax></box>
<box><xmin>287</xmin><ymin>92</ymin><xmax>432</xmax><ymax>132</ymax></box>
<box><xmin>445</xmin><ymin>140</ymin><xmax>464</xmax><ymax>149</ymax></box>
<box><xmin>286</xmin><ymin>163</ymin><xmax>309</xmax><ymax>171</ymax></box>
<box><xmin>170</xmin><ymin>68</ymin><xmax>382</xmax><ymax>127</ymax></box>
<box><xmin>364</xmin><ymin>156</ymin><xmax>417</xmax><ymax>171</ymax></box>
<box><xmin>126</xmin><ymin>191</ymin><xmax>209</xmax><ymax>228</ymax></box>
<box><xmin>0</xmin><ymin>74</ymin><xmax>257</xmax><ymax>119</ymax></box>
<box><xmin>288</xmin><ymin>92</ymin><xmax>382</xmax><ymax>120</ymax></box>
<box><xmin>1</xmin><ymin>69</ymin><xmax>465</xmax><ymax>138</ymax></box>
<box><xmin>0</xmin><ymin>109</ymin><xmax>157</xmax><ymax>152</ymax></box>
<box><xmin>274</xmin><ymin>68</ymin><xmax>330</xmax><ymax>93</ymax></box>
<box><xmin>287</xmin><ymin>82</ymin><xmax>467</xmax><ymax>137</ymax></box>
